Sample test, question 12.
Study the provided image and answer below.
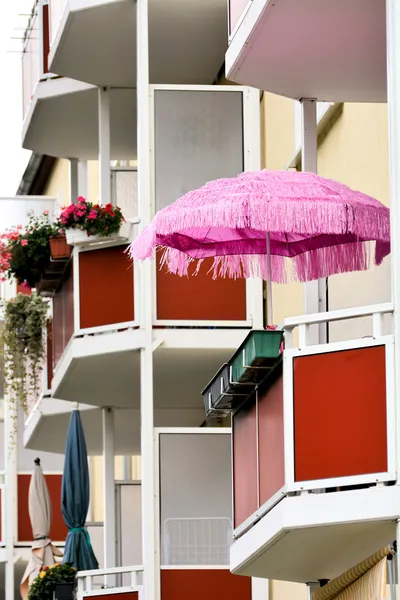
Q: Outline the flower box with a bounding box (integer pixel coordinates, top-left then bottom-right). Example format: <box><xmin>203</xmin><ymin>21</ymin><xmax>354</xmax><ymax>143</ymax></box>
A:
<box><xmin>54</xmin><ymin>583</ymin><xmax>75</xmax><ymax>599</ymax></box>
<box><xmin>49</xmin><ymin>234</ymin><xmax>72</xmax><ymax>260</ymax></box>
<box><xmin>65</xmin><ymin>221</ymin><xmax>130</xmax><ymax>247</ymax></box>
<box><xmin>230</xmin><ymin>330</ymin><xmax>284</xmax><ymax>385</ymax></box>
<box><xmin>202</xmin><ymin>363</ymin><xmax>254</xmax><ymax>420</ymax></box>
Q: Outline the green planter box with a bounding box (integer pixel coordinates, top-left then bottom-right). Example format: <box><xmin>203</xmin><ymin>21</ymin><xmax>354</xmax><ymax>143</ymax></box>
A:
<box><xmin>230</xmin><ymin>330</ymin><xmax>284</xmax><ymax>385</ymax></box>
<box><xmin>202</xmin><ymin>363</ymin><xmax>254</xmax><ymax>419</ymax></box>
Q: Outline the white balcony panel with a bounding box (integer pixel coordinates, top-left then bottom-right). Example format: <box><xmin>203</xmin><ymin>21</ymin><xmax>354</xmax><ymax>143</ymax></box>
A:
<box><xmin>48</xmin><ymin>0</ymin><xmax>227</xmax><ymax>87</ymax></box>
<box><xmin>22</xmin><ymin>78</ymin><xmax>137</xmax><ymax>159</ymax></box>
<box><xmin>226</xmin><ymin>0</ymin><xmax>386</xmax><ymax>102</ymax></box>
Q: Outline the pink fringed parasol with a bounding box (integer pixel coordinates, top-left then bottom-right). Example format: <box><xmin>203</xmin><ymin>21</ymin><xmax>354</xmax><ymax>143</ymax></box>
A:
<box><xmin>128</xmin><ymin>170</ymin><xmax>390</xmax><ymax>320</ymax></box>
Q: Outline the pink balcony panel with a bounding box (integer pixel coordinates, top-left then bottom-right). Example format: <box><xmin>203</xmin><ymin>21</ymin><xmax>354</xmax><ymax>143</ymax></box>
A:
<box><xmin>229</xmin><ymin>0</ymin><xmax>251</xmax><ymax>34</ymax></box>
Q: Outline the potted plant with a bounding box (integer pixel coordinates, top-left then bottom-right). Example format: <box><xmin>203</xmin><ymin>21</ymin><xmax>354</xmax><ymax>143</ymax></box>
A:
<box><xmin>28</xmin><ymin>563</ymin><xmax>76</xmax><ymax>600</ymax></box>
<box><xmin>2</xmin><ymin>293</ymin><xmax>48</xmax><ymax>439</ymax></box>
<box><xmin>0</xmin><ymin>212</ymin><xmax>64</xmax><ymax>288</ymax></box>
<box><xmin>58</xmin><ymin>197</ymin><xmax>127</xmax><ymax>245</ymax></box>
<box><xmin>49</xmin><ymin>232</ymin><xmax>72</xmax><ymax>260</ymax></box>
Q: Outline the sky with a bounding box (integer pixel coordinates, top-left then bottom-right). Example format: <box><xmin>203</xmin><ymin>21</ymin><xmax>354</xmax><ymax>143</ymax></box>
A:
<box><xmin>0</xmin><ymin>2</ymin><xmax>33</xmax><ymax>196</ymax></box>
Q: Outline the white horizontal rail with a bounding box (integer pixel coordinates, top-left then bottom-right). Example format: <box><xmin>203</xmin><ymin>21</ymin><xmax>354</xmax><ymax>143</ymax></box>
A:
<box><xmin>77</xmin><ymin>566</ymin><xmax>143</xmax><ymax>599</ymax></box>
<box><xmin>77</xmin><ymin>566</ymin><xmax>143</xmax><ymax>578</ymax></box>
<box><xmin>283</xmin><ymin>303</ymin><xmax>394</xmax><ymax>329</ymax></box>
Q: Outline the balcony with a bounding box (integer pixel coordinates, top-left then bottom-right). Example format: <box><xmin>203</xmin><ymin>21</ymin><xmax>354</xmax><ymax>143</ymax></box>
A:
<box><xmin>73</xmin><ymin>429</ymin><xmax>253</xmax><ymax>600</ymax></box>
<box><xmin>228</xmin><ymin>303</ymin><xmax>398</xmax><ymax>583</ymax></box>
<box><xmin>47</xmin><ymin>0</ymin><xmax>227</xmax><ymax>87</ymax></box>
<box><xmin>225</xmin><ymin>0</ymin><xmax>386</xmax><ymax>102</ymax></box>
<box><xmin>23</xmin><ymin>235</ymin><xmax>259</xmax><ymax>455</ymax></box>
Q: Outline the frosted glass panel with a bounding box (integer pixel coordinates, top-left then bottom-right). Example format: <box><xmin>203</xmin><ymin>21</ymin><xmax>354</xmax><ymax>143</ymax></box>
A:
<box><xmin>154</xmin><ymin>90</ymin><xmax>244</xmax><ymax>212</ymax></box>
<box><xmin>159</xmin><ymin>433</ymin><xmax>232</xmax><ymax>566</ymax></box>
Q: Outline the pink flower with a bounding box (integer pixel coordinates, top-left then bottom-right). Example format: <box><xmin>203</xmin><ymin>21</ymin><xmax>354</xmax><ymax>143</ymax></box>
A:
<box><xmin>43</xmin><ymin>210</ymin><xmax>50</xmax><ymax>216</ymax></box>
<box><xmin>21</xmin><ymin>239</ymin><xmax>28</xmax><ymax>246</ymax></box>
<box><xmin>87</xmin><ymin>210</ymin><xmax>97</xmax><ymax>220</ymax></box>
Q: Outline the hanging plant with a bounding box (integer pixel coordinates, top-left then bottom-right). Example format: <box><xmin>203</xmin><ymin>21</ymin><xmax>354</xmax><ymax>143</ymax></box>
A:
<box><xmin>2</xmin><ymin>293</ymin><xmax>48</xmax><ymax>434</ymax></box>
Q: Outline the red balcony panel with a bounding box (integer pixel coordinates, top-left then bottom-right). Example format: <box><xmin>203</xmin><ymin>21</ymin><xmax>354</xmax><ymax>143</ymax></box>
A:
<box><xmin>233</xmin><ymin>400</ymin><xmax>258</xmax><ymax>529</ymax></box>
<box><xmin>47</xmin><ymin>319</ymin><xmax>53</xmax><ymax>389</ymax></box>
<box><xmin>156</xmin><ymin>255</ymin><xmax>247</xmax><ymax>321</ymax></box>
<box><xmin>294</xmin><ymin>345</ymin><xmax>388</xmax><ymax>482</ymax></box>
<box><xmin>43</xmin><ymin>3</ymin><xmax>50</xmax><ymax>74</ymax></box>
<box><xmin>52</xmin><ymin>263</ymin><xmax>74</xmax><ymax>368</ymax></box>
<box><xmin>258</xmin><ymin>374</ymin><xmax>284</xmax><ymax>506</ymax></box>
<box><xmin>18</xmin><ymin>474</ymin><xmax>68</xmax><ymax>542</ymax></box>
<box><xmin>161</xmin><ymin>570</ymin><xmax>251</xmax><ymax>600</ymax></box>
<box><xmin>79</xmin><ymin>246</ymin><xmax>134</xmax><ymax>329</ymax></box>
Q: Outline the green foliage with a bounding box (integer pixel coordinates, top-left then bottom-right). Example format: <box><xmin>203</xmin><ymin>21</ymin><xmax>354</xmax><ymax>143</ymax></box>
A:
<box><xmin>28</xmin><ymin>563</ymin><xmax>76</xmax><ymax>600</ymax></box>
<box><xmin>6</xmin><ymin>212</ymin><xmax>59</xmax><ymax>288</ymax></box>
<box><xmin>2</xmin><ymin>294</ymin><xmax>48</xmax><ymax>442</ymax></box>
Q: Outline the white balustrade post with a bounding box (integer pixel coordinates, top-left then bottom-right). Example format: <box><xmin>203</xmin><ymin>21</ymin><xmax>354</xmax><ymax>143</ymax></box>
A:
<box><xmin>78</xmin><ymin>160</ymin><xmax>88</xmax><ymax>199</ymax></box>
<box><xmin>4</xmin><ymin>399</ymin><xmax>17</xmax><ymax>600</ymax></box>
<box><xmin>69</xmin><ymin>158</ymin><xmax>79</xmax><ymax>202</ymax></box>
<box><xmin>98</xmin><ymin>87</ymin><xmax>111</xmax><ymax>205</ymax></box>
<box><xmin>386</xmin><ymin>0</ymin><xmax>400</xmax><ymax>552</ymax></box>
<box><xmin>103</xmin><ymin>407</ymin><xmax>116</xmax><ymax>587</ymax></box>
<box><xmin>301</xmin><ymin>99</ymin><xmax>327</xmax><ymax>345</ymax></box>
<box><xmin>137</xmin><ymin>0</ymin><xmax>159</xmax><ymax>599</ymax></box>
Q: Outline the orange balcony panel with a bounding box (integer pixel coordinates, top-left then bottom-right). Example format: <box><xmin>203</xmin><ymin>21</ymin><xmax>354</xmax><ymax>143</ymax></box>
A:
<box><xmin>18</xmin><ymin>474</ymin><xmax>68</xmax><ymax>542</ymax></box>
<box><xmin>79</xmin><ymin>246</ymin><xmax>134</xmax><ymax>329</ymax></box>
<box><xmin>161</xmin><ymin>570</ymin><xmax>251</xmax><ymax>600</ymax></box>
<box><xmin>258</xmin><ymin>374</ymin><xmax>284</xmax><ymax>506</ymax></box>
<box><xmin>156</xmin><ymin>256</ymin><xmax>247</xmax><ymax>321</ymax></box>
<box><xmin>294</xmin><ymin>345</ymin><xmax>388</xmax><ymax>482</ymax></box>
<box><xmin>233</xmin><ymin>401</ymin><xmax>257</xmax><ymax>529</ymax></box>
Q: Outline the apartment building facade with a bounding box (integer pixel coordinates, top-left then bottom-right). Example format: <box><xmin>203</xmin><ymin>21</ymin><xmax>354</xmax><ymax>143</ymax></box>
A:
<box><xmin>12</xmin><ymin>1</ymin><xmax>397</xmax><ymax>600</ymax></box>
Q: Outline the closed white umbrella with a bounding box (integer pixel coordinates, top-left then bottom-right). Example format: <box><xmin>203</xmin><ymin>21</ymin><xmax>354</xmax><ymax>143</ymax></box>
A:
<box><xmin>20</xmin><ymin>458</ymin><xmax>63</xmax><ymax>600</ymax></box>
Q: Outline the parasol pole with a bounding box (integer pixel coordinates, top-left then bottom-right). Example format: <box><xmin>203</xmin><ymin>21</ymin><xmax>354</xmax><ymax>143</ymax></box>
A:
<box><xmin>266</xmin><ymin>232</ymin><xmax>273</xmax><ymax>325</ymax></box>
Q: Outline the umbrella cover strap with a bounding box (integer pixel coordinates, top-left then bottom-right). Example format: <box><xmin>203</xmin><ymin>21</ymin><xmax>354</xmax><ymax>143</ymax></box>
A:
<box><xmin>69</xmin><ymin>527</ymin><xmax>92</xmax><ymax>548</ymax></box>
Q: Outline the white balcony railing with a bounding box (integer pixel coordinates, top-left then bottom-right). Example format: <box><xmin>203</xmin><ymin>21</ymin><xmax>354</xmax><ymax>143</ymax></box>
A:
<box><xmin>76</xmin><ymin>566</ymin><xmax>143</xmax><ymax>599</ymax></box>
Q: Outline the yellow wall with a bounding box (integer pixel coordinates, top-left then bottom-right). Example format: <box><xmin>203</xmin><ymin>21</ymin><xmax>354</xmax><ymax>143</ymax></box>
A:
<box><xmin>260</xmin><ymin>97</ymin><xmax>391</xmax><ymax>339</ymax></box>
<box><xmin>43</xmin><ymin>158</ymin><xmax>70</xmax><ymax>207</ymax></box>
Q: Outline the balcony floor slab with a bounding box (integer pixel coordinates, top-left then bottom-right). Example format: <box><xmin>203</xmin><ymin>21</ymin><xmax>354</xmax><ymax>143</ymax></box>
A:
<box><xmin>22</xmin><ymin>77</ymin><xmax>136</xmax><ymax>159</ymax></box>
<box><xmin>49</xmin><ymin>0</ymin><xmax>227</xmax><ymax>87</ymax></box>
<box><xmin>24</xmin><ymin>397</ymin><xmax>204</xmax><ymax>454</ymax></box>
<box><xmin>231</xmin><ymin>485</ymin><xmax>400</xmax><ymax>583</ymax></box>
<box><xmin>226</xmin><ymin>0</ymin><xmax>386</xmax><ymax>102</ymax></box>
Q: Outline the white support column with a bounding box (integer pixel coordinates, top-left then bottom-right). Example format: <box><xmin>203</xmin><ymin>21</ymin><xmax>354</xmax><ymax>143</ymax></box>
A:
<box><xmin>251</xmin><ymin>578</ymin><xmax>269</xmax><ymax>600</ymax></box>
<box><xmin>301</xmin><ymin>99</ymin><xmax>327</xmax><ymax>344</ymax></box>
<box><xmin>4</xmin><ymin>401</ymin><xmax>17</xmax><ymax>600</ymax></box>
<box><xmin>386</xmin><ymin>0</ymin><xmax>400</xmax><ymax>502</ymax></box>
<box><xmin>78</xmin><ymin>160</ymin><xmax>88</xmax><ymax>199</ymax></box>
<box><xmin>69</xmin><ymin>158</ymin><xmax>79</xmax><ymax>202</ymax></box>
<box><xmin>102</xmin><ymin>407</ymin><xmax>116</xmax><ymax>583</ymax></box>
<box><xmin>98</xmin><ymin>87</ymin><xmax>111</xmax><ymax>205</ymax></box>
<box><xmin>137</xmin><ymin>1</ymin><xmax>158</xmax><ymax>600</ymax></box>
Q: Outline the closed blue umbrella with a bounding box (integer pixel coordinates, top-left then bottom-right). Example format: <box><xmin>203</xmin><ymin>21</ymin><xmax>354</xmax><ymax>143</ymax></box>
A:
<box><xmin>62</xmin><ymin>410</ymin><xmax>99</xmax><ymax>570</ymax></box>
